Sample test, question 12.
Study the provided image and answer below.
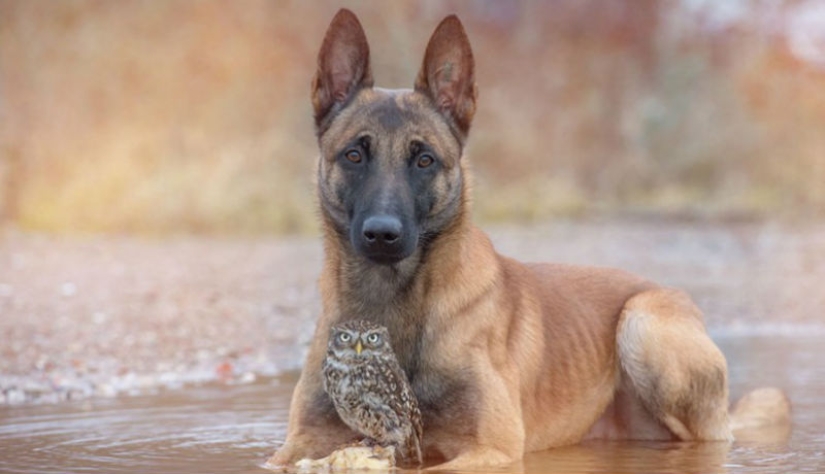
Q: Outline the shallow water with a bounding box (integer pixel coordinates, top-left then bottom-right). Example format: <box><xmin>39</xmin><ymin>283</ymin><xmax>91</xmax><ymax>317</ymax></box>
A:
<box><xmin>1</xmin><ymin>334</ymin><xmax>823</xmax><ymax>473</ymax></box>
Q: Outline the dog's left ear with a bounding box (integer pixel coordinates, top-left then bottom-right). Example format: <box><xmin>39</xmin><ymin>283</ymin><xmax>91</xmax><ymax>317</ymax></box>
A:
<box><xmin>415</xmin><ymin>15</ymin><xmax>477</xmax><ymax>142</ymax></box>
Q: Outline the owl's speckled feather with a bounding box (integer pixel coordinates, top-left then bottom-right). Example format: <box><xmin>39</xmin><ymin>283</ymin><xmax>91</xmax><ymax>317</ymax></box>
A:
<box><xmin>323</xmin><ymin>320</ymin><xmax>423</xmax><ymax>466</ymax></box>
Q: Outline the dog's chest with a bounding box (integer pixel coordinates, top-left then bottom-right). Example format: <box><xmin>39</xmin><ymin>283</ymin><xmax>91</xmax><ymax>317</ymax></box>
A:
<box><xmin>409</xmin><ymin>356</ymin><xmax>476</xmax><ymax>435</ymax></box>
<box><xmin>336</xmin><ymin>268</ymin><xmax>474</xmax><ymax>425</ymax></box>
<box><xmin>332</xmin><ymin>308</ymin><xmax>475</xmax><ymax>438</ymax></box>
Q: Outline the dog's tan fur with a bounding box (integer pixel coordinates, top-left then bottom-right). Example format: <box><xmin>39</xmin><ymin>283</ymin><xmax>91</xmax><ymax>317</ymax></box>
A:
<box><xmin>268</xmin><ymin>10</ymin><xmax>788</xmax><ymax>470</ymax></box>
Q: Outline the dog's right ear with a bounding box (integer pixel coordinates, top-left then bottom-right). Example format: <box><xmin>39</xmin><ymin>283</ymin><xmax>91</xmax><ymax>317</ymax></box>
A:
<box><xmin>312</xmin><ymin>9</ymin><xmax>373</xmax><ymax>131</ymax></box>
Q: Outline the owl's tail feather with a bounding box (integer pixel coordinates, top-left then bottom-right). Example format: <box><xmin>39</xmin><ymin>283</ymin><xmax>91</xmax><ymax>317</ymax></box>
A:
<box><xmin>400</xmin><ymin>434</ymin><xmax>423</xmax><ymax>467</ymax></box>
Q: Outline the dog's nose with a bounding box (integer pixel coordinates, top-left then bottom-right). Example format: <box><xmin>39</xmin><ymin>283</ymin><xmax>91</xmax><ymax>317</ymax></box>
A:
<box><xmin>352</xmin><ymin>213</ymin><xmax>416</xmax><ymax>264</ymax></box>
<box><xmin>362</xmin><ymin>215</ymin><xmax>401</xmax><ymax>245</ymax></box>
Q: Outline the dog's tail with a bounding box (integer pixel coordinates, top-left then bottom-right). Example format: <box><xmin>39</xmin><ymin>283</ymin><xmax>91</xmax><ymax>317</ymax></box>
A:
<box><xmin>729</xmin><ymin>387</ymin><xmax>792</xmax><ymax>444</ymax></box>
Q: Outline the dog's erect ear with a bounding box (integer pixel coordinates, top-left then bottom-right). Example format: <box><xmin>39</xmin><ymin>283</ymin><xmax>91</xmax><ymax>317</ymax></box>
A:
<box><xmin>312</xmin><ymin>9</ymin><xmax>373</xmax><ymax>130</ymax></box>
<box><xmin>414</xmin><ymin>15</ymin><xmax>477</xmax><ymax>141</ymax></box>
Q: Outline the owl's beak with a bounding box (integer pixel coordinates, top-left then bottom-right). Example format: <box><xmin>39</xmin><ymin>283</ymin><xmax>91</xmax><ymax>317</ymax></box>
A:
<box><xmin>355</xmin><ymin>341</ymin><xmax>363</xmax><ymax>355</ymax></box>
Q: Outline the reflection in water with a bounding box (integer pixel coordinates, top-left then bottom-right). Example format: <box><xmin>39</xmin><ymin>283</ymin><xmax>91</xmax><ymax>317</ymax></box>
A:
<box><xmin>0</xmin><ymin>376</ymin><xmax>295</xmax><ymax>474</ymax></box>
<box><xmin>513</xmin><ymin>441</ymin><xmax>732</xmax><ymax>474</ymax></box>
<box><xmin>0</xmin><ymin>336</ymin><xmax>822</xmax><ymax>474</ymax></box>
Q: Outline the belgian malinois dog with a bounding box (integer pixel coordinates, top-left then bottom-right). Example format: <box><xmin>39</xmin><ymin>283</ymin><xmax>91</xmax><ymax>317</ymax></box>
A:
<box><xmin>268</xmin><ymin>9</ymin><xmax>788</xmax><ymax>470</ymax></box>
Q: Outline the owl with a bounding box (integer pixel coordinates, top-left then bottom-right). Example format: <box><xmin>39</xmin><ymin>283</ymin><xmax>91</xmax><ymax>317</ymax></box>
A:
<box><xmin>322</xmin><ymin>319</ymin><xmax>423</xmax><ymax>466</ymax></box>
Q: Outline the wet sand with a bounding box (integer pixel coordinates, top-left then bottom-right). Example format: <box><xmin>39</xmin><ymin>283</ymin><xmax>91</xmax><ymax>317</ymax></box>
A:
<box><xmin>2</xmin><ymin>218</ymin><xmax>825</xmax><ymax>404</ymax></box>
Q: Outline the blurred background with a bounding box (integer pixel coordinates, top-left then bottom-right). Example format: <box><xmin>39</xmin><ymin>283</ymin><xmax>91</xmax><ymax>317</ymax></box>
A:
<box><xmin>2</xmin><ymin>0</ymin><xmax>825</xmax><ymax>235</ymax></box>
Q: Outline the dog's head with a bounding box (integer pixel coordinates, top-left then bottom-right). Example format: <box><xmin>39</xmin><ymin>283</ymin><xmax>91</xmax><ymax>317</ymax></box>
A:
<box><xmin>312</xmin><ymin>9</ymin><xmax>476</xmax><ymax>266</ymax></box>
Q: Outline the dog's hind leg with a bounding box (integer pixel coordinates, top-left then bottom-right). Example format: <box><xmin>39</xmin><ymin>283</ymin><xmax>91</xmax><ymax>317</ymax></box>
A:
<box><xmin>616</xmin><ymin>288</ymin><xmax>733</xmax><ymax>442</ymax></box>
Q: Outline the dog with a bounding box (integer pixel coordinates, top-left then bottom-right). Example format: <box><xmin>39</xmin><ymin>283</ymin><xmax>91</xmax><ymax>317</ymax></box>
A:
<box><xmin>268</xmin><ymin>9</ymin><xmax>789</xmax><ymax>470</ymax></box>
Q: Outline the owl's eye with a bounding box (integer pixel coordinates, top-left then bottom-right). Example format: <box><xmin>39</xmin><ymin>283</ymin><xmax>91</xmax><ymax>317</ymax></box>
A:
<box><xmin>338</xmin><ymin>332</ymin><xmax>351</xmax><ymax>343</ymax></box>
<box><xmin>366</xmin><ymin>333</ymin><xmax>381</xmax><ymax>345</ymax></box>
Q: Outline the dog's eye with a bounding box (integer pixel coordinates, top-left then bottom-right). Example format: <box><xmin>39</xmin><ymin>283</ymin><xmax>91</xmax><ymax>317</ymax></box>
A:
<box><xmin>417</xmin><ymin>154</ymin><xmax>434</xmax><ymax>168</ymax></box>
<box><xmin>344</xmin><ymin>150</ymin><xmax>362</xmax><ymax>164</ymax></box>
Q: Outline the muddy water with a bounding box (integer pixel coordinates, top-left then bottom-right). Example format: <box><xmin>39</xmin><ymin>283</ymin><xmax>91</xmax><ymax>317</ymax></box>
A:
<box><xmin>1</xmin><ymin>334</ymin><xmax>823</xmax><ymax>473</ymax></box>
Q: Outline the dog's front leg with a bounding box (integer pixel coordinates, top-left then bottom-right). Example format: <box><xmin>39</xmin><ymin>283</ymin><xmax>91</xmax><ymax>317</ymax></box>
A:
<box><xmin>427</xmin><ymin>357</ymin><xmax>525</xmax><ymax>470</ymax></box>
<box><xmin>429</xmin><ymin>446</ymin><xmax>519</xmax><ymax>470</ymax></box>
<box><xmin>267</xmin><ymin>362</ymin><xmax>358</xmax><ymax>466</ymax></box>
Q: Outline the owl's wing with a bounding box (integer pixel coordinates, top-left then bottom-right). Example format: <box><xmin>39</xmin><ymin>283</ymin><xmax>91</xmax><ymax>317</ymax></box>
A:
<box><xmin>411</xmin><ymin>411</ymin><xmax>424</xmax><ymax>464</ymax></box>
<box><xmin>384</xmin><ymin>358</ymin><xmax>413</xmax><ymax>398</ymax></box>
<box><xmin>385</xmin><ymin>357</ymin><xmax>423</xmax><ymax>426</ymax></box>
<box><xmin>321</xmin><ymin>353</ymin><xmax>337</xmax><ymax>395</ymax></box>
<box><xmin>406</xmin><ymin>389</ymin><xmax>424</xmax><ymax>466</ymax></box>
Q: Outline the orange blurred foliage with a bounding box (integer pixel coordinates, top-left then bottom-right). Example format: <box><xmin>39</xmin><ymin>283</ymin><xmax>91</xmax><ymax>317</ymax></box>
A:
<box><xmin>1</xmin><ymin>0</ymin><xmax>824</xmax><ymax>234</ymax></box>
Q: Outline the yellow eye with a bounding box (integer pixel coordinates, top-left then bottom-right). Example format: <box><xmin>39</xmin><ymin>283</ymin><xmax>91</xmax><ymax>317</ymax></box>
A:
<box><xmin>345</xmin><ymin>150</ymin><xmax>362</xmax><ymax>164</ymax></box>
<box><xmin>338</xmin><ymin>332</ymin><xmax>351</xmax><ymax>343</ymax></box>
<box><xmin>417</xmin><ymin>154</ymin><xmax>434</xmax><ymax>168</ymax></box>
<box><xmin>366</xmin><ymin>333</ymin><xmax>380</xmax><ymax>344</ymax></box>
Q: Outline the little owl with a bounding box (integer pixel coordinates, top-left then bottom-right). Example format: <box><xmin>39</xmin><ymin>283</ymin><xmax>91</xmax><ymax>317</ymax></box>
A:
<box><xmin>322</xmin><ymin>319</ymin><xmax>423</xmax><ymax>466</ymax></box>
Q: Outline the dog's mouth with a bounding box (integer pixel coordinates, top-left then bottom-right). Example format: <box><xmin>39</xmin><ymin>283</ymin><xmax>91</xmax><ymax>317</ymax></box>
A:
<box><xmin>362</xmin><ymin>250</ymin><xmax>411</xmax><ymax>266</ymax></box>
